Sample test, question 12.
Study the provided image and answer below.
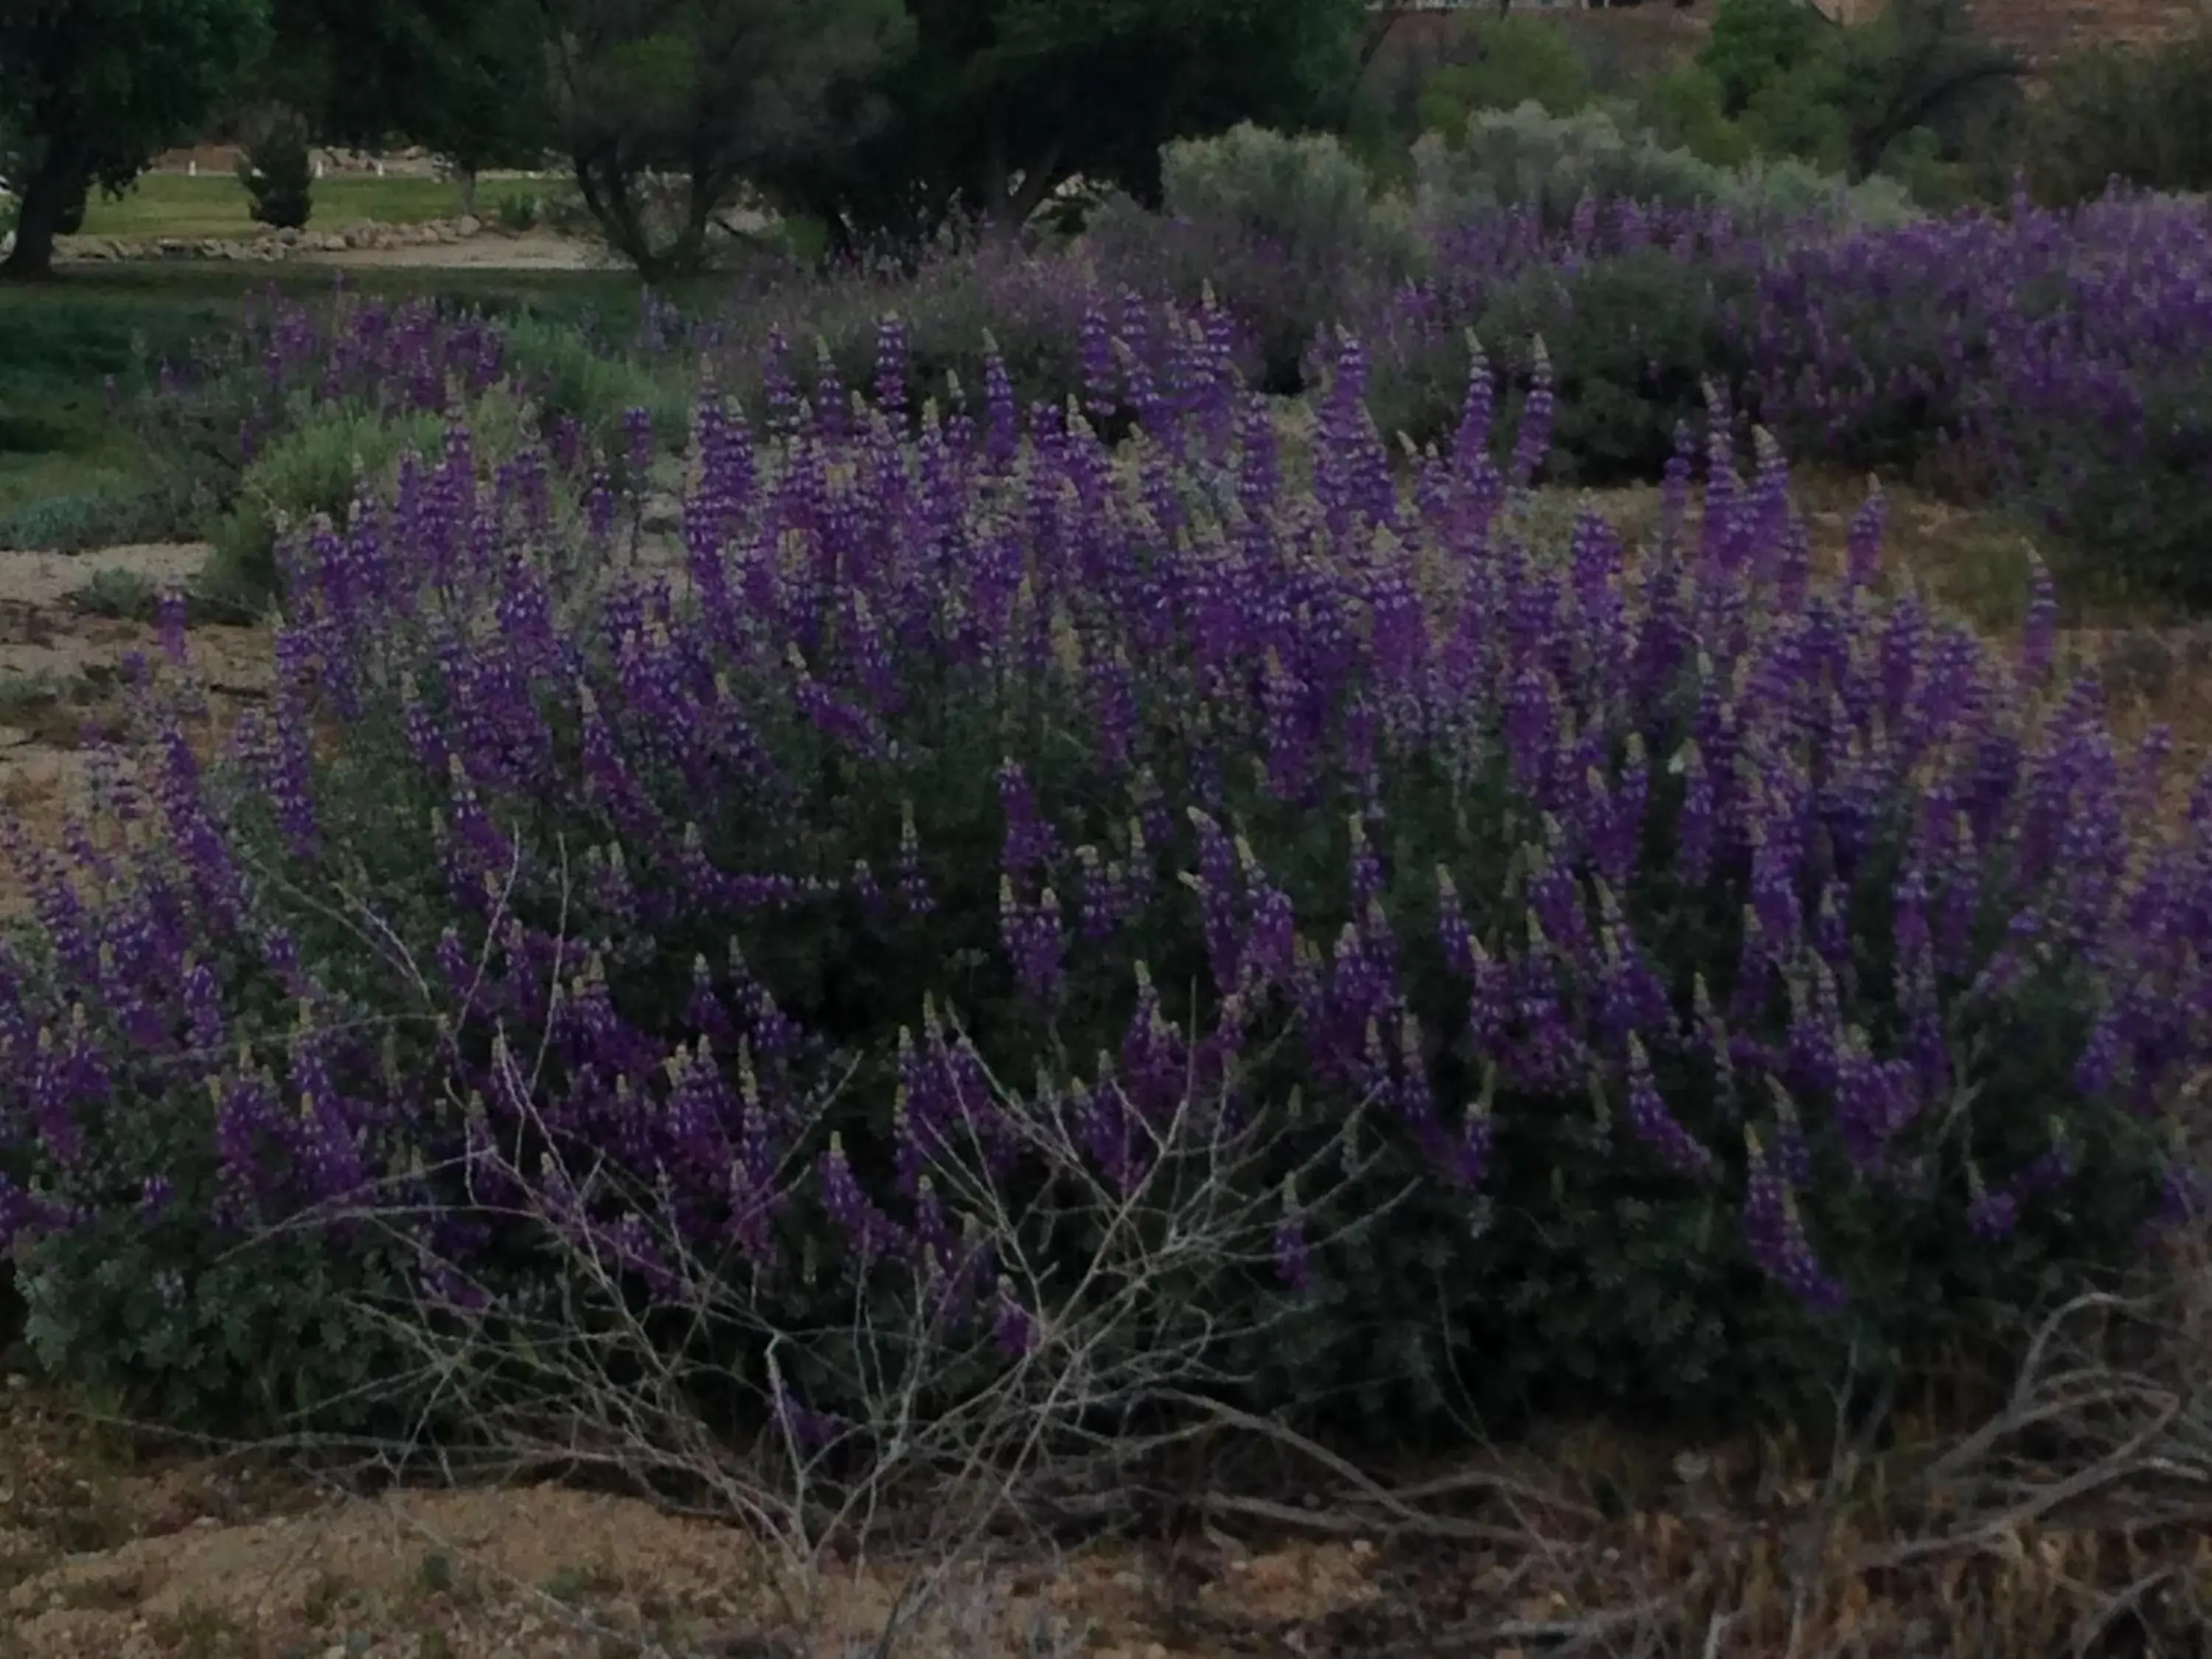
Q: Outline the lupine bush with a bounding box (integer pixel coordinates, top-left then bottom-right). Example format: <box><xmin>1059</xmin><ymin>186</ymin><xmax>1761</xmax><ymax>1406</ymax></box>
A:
<box><xmin>133</xmin><ymin>284</ymin><xmax>516</xmax><ymax>542</ymax></box>
<box><xmin>703</xmin><ymin>239</ymin><xmax>1220</xmax><ymax>443</ymax></box>
<box><xmin>3</xmin><ymin>299</ymin><xmax>2206</xmax><ymax>1453</ymax></box>
<box><xmin>1740</xmin><ymin>190</ymin><xmax>2212</xmax><ymax>599</ymax></box>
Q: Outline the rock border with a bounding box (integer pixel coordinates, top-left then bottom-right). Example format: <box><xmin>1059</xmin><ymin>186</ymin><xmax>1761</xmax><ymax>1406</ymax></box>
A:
<box><xmin>54</xmin><ymin>215</ymin><xmax>496</xmax><ymax>264</ymax></box>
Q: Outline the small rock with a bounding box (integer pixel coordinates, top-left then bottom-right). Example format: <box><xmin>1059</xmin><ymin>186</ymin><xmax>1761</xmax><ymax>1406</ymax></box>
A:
<box><xmin>0</xmin><ymin>728</ymin><xmax>32</xmax><ymax>751</ymax></box>
<box><xmin>279</xmin><ymin>226</ymin><xmax>299</xmax><ymax>246</ymax></box>
<box><xmin>455</xmin><ymin>214</ymin><xmax>482</xmax><ymax>237</ymax></box>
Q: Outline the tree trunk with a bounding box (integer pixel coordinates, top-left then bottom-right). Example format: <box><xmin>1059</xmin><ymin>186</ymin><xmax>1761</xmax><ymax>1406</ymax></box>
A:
<box><xmin>0</xmin><ymin>156</ymin><xmax>83</xmax><ymax>283</ymax></box>
<box><xmin>457</xmin><ymin>167</ymin><xmax>479</xmax><ymax>220</ymax></box>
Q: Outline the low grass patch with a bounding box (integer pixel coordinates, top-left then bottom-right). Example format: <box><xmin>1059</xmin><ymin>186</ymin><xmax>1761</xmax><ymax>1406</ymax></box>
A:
<box><xmin>76</xmin><ymin>174</ymin><xmax>476</xmax><ymax>241</ymax></box>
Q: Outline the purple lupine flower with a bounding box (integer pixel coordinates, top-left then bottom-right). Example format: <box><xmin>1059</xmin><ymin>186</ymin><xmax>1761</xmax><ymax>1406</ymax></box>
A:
<box><xmin>1965</xmin><ymin>1163</ymin><xmax>2020</xmax><ymax>1242</ymax></box>
<box><xmin>1742</xmin><ymin>1126</ymin><xmax>1847</xmax><ymax>1310</ymax></box>
<box><xmin>1624</xmin><ymin>1036</ymin><xmax>1717</xmax><ymax>1178</ymax></box>
<box><xmin>998</xmin><ymin>760</ymin><xmax>1057</xmax><ymax>878</ymax></box>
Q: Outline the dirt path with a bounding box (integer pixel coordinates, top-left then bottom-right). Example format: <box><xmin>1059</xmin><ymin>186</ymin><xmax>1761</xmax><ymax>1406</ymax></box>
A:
<box><xmin>298</xmin><ymin>232</ymin><xmax>612</xmax><ymax>271</ymax></box>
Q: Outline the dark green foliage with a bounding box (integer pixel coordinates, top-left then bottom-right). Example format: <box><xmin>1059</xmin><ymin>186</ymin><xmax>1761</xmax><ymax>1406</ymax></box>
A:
<box><xmin>1698</xmin><ymin>0</ymin><xmax>2020</xmax><ymax>186</ymax></box>
<box><xmin>240</xmin><ymin>114</ymin><xmax>315</xmax><ymax>232</ymax></box>
<box><xmin>542</xmin><ymin>0</ymin><xmax>911</xmax><ymax>281</ymax></box>
<box><xmin>0</xmin><ymin>0</ymin><xmax>273</xmax><ymax>279</ymax></box>
<box><xmin>756</xmin><ymin>0</ymin><xmax>1368</xmax><ymax>254</ymax></box>
<box><xmin>2026</xmin><ymin>29</ymin><xmax>2212</xmax><ymax>204</ymax></box>
<box><xmin>1413</xmin><ymin>13</ymin><xmax>1595</xmax><ymax>132</ymax></box>
<box><xmin>1700</xmin><ymin>0</ymin><xmax>1829</xmax><ymax>119</ymax></box>
<box><xmin>2014</xmin><ymin>375</ymin><xmax>2212</xmax><ymax>608</ymax></box>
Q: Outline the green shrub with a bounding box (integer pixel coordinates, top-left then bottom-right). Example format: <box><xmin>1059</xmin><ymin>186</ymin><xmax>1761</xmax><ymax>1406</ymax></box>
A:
<box><xmin>1727</xmin><ymin>156</ymin><xmax>1919</xmax><ymax>229</ymax></box>
<box><xmin>1413</xmin><ymin>104</ymin><xmax>1735</xmax><ymax>232</ymax></box>
<box><xmin>201</xmin><ymin>388</ymin><xmax>537</xmax><ymax>610</ymax></box>
<box><xmin>1411</xmin><ymin>104</ymin><xmax>1916</xmax><ymax>237</ymax></box>
<box><xmin>1088</xmin><ymin>125</ymin><xmax>1425</xmax><ymax>393</ymax></box>
<box><xmin>1368</xmin><ymin>248</ymin><xmax>1758</xmax><ymax>480</ymax></box>
<box><xmin>491</xmin><ymin>192</ymin><xmax>542</xmax><ymax>234</ymax></box>
<box><xmin>240</xmin><ymin>115</ymin><xmax>315</xmax><ymax>232</ymax></box>
<box><xmin>66</xmin><ymin>567</ymin><xmax>161</xmax><ymax>621</ymax></box>
<box><xmin>0</xmin><ymin>487</ymin><xmax>181</xmax><ymax>553</ymax></box>
<box><xmin>498</xmin><ymin>316</ymin><xmax>694</xmax><ymax>461</ymax></box>
<box><xmin>1637</xmin><ymin>65</ymin><xmax>1758</xmax><ymax>170</ymax></box>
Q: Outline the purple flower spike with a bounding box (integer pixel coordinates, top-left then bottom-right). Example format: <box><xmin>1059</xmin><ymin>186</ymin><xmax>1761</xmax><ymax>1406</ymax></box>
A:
<box><xmin>1743</xmin><ymin>1127</ymin><xmax>1847</xmax><ymax>1312</ymax></box>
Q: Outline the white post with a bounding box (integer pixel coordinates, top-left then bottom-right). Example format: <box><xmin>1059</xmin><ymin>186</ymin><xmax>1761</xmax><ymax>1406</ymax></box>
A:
<box><xmin>188</xmin><ymin>160</ymin><xmax>198</xmax><ymax>177</ymax></box>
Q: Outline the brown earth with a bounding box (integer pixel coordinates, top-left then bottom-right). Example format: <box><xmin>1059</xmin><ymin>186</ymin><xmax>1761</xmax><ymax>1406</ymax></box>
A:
<box><xmin>0</xmin><ymin>543</ymin><xmax>267</xmax><ymax>917</ymax></box>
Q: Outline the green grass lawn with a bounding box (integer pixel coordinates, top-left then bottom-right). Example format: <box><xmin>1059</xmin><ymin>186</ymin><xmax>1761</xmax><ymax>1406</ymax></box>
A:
<box><xmin>76</xmin><ymin>174</ymin><xmax>473</xmax><ymax>241</ymax></box>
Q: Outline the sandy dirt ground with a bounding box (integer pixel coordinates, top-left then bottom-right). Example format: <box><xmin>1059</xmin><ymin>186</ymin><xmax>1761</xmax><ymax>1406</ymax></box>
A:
<box><xmin>0</xmin><ymin>1380</ymin><xmax>1402</xmax><ymax>1659</ymax></box>
<box><xmin>298</xmin><ymin>233</ymin><xmax>613</xmax><ymax>271</ymax></box>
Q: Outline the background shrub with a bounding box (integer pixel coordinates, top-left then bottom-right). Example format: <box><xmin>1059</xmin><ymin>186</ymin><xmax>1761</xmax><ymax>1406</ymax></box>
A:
<box><xmin>498</xmin><ymin>315</ymin><xmax>694</xmax><ymax>462</ymax></box>
<box><xmin>202</xmin><ymin>386</ymin><xmax>537</xmax><ymax>609</ymax></box>
<box><xmin>1413</xmin><ymin>14</ymin><xmax>1597</xmax><ymax>132</ymax></box>
<box><xmin>1413</xmin><ymin>103</ymin><xmax>1734</xmax><ymax>232</ymax></box>
<box><xmin>0</xmin><ymin>486</ymin><xmax>182</xmax><ymax>553</ymax></box>
<box><xmin>2026</xmin><ymin>29</ymin><xmax>2212</xmax><ymax>204</ymax></box>
<box><xmin>239</xmin><ymin>114</ymin><xmax>315</xmax><ymax>232</ymax></box>
<box><xmin>1636</xmin><ymin>65</ymin><xmax>1757</xmax><ymax>170</ymax></box>
<box><xmin>1088</xmin><ymin>125</ymin><xmax>1425</xmax><ymax>394</ymax></box>
<box><xmin>1366</xmin><ymin>241</ymin><xmax>1757</xmax><ymax>474</ymax></box>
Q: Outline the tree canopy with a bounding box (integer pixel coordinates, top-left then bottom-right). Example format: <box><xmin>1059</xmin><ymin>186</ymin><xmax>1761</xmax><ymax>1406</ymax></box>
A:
<box><xmin>539</xmin><ymin>0</ymin><xmax>911</xmax><ymax>280</ymax></box>
<box><xmin>267</xmin><ymin>0</ymin><xmax>556</xmax><ymax>195</ymax></box>
<box><xmin>0</xmin><ymin>0</ymin><xmax>271</xmax><ymax>279</ymax></box>
<box><xmin>757</xmin><ymin>0</ymin><xmax>1368</xmax><ymax>253</ymax></box>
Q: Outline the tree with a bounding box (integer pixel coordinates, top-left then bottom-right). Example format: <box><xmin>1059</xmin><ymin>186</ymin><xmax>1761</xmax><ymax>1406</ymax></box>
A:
<box><xmin>0</xmin><ymin>0</ymin><xmax>271</xmax><ymax>281</ymax></box>
<box><xmin>1413</xmin><ymin>14</ymin><xmax>1596</xmax><ymax>134</ymax></box>
<box><xmin>2028</xmin><ymin>26</ymin><xmax>2212</xmax><ymax>203</ymax></box>
<box><xmin>1699</xmin><ymin>0</ymin><xmax>2018</xmax><ymax>182</ymax></box>
<box><xmin>537</xmin><ymin>0</ymin><xmax>909</xmax><ymax>281</ymax></box>
<box><xmin>757</xmin><ymin>0</ymin><xmax>1368</xmax><ymax>257</ymax></box>
<box><xmin>1826</xmin><ymin>0</ymin><xmax>2020</xmax><ymax>181</ymax></box>
<box><xmin>265</xmin><ymin>0</ymin><xmax>556</xmax><ymax>218</ymax></box>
